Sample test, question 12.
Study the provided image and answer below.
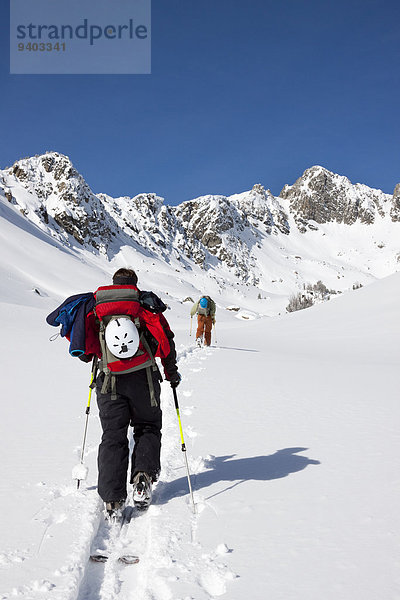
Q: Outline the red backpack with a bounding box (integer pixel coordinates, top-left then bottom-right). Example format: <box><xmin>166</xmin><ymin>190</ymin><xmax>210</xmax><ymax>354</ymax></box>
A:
<box><xmin>94</xmin><ymin>285</ymin><xmax>170</xmax><ymax>404</ymax></box>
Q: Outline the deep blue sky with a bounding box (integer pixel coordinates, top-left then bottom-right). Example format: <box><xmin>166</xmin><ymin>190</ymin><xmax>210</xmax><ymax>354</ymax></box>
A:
<box><xmin>0</xmin><ymin>0</ymin><xmax>399</xmax><ymax>205</ymax></box>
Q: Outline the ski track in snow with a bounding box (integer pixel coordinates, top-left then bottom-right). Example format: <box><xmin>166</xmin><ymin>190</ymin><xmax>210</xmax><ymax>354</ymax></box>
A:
<box><xmin>0</xmin><ymin>342</ymin><xmax>235</xmax><ymax>600</ymax></box>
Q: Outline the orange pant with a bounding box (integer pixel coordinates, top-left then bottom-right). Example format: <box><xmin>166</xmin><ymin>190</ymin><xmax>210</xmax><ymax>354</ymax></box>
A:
<box><xmin>196</xmin><ymin>315</ymin><xmax>213</xmax><ymax>346</ymax></box>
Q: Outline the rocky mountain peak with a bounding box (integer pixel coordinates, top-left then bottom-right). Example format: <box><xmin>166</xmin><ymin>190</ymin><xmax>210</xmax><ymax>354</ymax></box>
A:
<box><xmin>231</xmin><ymin>185</ymin><xmax>289</xmax><ymax>235</ymax></box>
<box><xmin>279</xmin><ymin>165</ymin><xmax>391</xmax><ymax>231</ymax></box>
<box><xmin>10</xmin><ymin>152</ymin><xmax>78</xmax><ymax>189</ymax></box>
<box><xmin>4</xmin><ymin>152</ymin><xmax>112</xmax><ymax>249</ymax></box>
<box><xmin>174</xmin><ymin>195</ymin><xmax>246</xmax><ymax>267</ymax></box>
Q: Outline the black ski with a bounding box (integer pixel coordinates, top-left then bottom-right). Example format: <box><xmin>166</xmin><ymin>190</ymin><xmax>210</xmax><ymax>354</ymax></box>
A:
<box><xmin>90</xmin><ymin>553</ymin><xmax>139</xmax><ymax>565</ymax></box>
<box><xmin>89</xmin><ymin>504</ymin><xmax>141</xmax><ymax>565</ymax></box>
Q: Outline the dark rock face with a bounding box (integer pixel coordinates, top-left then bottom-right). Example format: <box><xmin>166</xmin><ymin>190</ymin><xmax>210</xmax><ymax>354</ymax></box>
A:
<box><xmin>390</xmin><ymin>184</ymin><xmax>400</xmax><ymax>222</ymax></box>
<box><xmin>280</xmin><ymin>166</ymin><xmax>389</xmax><ymax>231</ymax></box>
<box><xmin>241</xmin><ymin>185</ymin><xmax>290</xmax><ymax>235</ymax></box>
<box><xmin>173</xmin><ymin>188</ymin><xmax>287</xmax><ymax>280</ymax></box>
<box><xmin>174</xmin><ymin>197</ymin><xmax>236</xmax><ymax>267</ymax></box>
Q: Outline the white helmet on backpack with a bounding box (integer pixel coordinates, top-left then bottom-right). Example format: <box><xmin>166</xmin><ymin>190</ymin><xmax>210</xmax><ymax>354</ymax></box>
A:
<box><xmin>105</xmin><ymin>317</ymin><xmax>139</xmax><ymax>358</ymax></box>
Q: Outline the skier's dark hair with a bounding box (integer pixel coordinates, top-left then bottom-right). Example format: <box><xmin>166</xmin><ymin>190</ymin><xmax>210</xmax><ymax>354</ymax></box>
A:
<box><xmin>112</xmin><ymin>268</ymin><xmax>138</xmax><ymax>286</ymax></box>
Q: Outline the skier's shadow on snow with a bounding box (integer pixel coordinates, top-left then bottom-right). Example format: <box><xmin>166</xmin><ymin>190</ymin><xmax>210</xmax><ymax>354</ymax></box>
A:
<box><xmin>156</xmin><ymin>447</ymin><xmax>320</xmax><ymax>504</ymax></box>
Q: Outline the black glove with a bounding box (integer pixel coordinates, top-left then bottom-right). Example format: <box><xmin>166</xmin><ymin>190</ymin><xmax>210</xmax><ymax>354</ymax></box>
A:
<box><xmin>169</xmin><ymin>372</ymin><xmax>182</xmax><ymax>389</ymax></box>
<box><xmin>78</xmin><ymin>353</ymin><xmax>93</xmax><ymax>363</ymax></box>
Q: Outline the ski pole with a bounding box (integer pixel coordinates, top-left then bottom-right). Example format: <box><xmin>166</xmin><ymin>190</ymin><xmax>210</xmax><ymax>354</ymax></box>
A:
<box><xmin>172</xmin><ymin>387</ymin><xmax>196</xmax><ymax>513</ymax></box>
<box><xmin>76</xmin><ymin>357</ymin><xmax>98</xmax><ymax>489</ymax></box>
<box><xmin>190</xmin><ymin>316</ymin><xmax>193</xmax><ymax>337</ymax></box>
<box><xmin>213</xmin><ymin>321</ymin><xmax>217</xmax><ymax>345</ymax></box>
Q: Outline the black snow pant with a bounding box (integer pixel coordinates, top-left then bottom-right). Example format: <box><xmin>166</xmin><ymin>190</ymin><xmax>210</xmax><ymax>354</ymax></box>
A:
<box><xmin>96</xmin><ymin>369</ymin><xmax>162</xmax><ymax>502</ymax></box>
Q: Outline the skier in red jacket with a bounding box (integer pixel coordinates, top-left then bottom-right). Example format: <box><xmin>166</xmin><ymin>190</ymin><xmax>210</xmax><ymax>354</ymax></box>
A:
<box><xmin>81</xmin><ymin>268</ymin><xmax>180</xmax><ymax>517</ymax></box>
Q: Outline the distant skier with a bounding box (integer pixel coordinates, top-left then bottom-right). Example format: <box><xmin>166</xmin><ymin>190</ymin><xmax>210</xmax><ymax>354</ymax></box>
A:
<box><xmin>47</xmin><ymin>268</ymin><xmax>181</xmax><ymax>518</ymax></box>
<box><xmin>190</xmin><ymin>295</ymin><xmax>216</xmax><ymax>347</ymax></box>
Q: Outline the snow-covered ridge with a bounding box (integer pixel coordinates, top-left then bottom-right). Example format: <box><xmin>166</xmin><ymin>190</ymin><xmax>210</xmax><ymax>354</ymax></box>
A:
<box><xmin>1</xmin><ymin>152</ymin><xmax>399</xmax><ymax>303</ymax></box>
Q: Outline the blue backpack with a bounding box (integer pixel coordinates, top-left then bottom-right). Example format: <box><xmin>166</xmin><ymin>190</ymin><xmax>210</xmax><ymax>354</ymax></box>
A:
<box><xmin>198</xmin><ymin>297</ymin><xmax>209</xmax><ymax>316</ymax></box>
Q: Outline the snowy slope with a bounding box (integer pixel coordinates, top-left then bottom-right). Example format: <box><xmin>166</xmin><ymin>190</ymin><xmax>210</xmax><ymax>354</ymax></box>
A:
<box><xmin>0</xmin><ymin>190</ymin><xmax>399</xmax><ymax>599</ymax></box>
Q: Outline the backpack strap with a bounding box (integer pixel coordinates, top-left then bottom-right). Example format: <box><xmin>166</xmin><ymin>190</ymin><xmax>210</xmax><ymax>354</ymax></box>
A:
<box><xmin>138</xmin><ymin>320</ymin><xmax>160</xmax><ymax>407</ymax></box>
<box><xmin>98</xmin><ymin>317</ymin><xmax>119</xmax><ymax>401</ymax></box>
<box><xmin>100</xmin><ymin>373</ymin><xmax>117</xmax><ymax>401</ymax></box>
<box><xmin>110</xmin><ymin>374</ymin><xmax>117</xmax><ymax>401</ymax></box>
<box><xmin>100</xmin><ymin>371</ymin><xmax>110</xmax><ymax>394</ymax></box>
<box><xmin>98</xmin><ymin>320</ymin><xmax>110</xmax><ymax>379</ymax></box>
<box><xmin>145</xmin><ymin>367</ymin><xmax>157</xmax><ymax>407</ymax></box>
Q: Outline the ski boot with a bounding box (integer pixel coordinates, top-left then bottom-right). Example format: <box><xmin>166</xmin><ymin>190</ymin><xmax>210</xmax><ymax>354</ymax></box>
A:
<box><xmin>104</xmin><ymin>499</ymin><xmax>125</xmax><ymax>522</ymax></box>
<box><xmin>132</xmin><ymin>472</ymin><xmax>152</xmax><ymax>510</ymax></box>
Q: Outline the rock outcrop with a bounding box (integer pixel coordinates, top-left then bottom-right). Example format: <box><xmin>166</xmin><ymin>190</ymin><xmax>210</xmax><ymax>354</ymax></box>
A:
<box><xmin>280</xmin><ymin>166</ymin><xmax>390</xmax><ymax>232</ymax></box>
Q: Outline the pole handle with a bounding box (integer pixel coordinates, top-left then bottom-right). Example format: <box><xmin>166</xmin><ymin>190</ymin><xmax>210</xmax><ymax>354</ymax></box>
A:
<box><xmin>173</xmin><ymin>386</ymin><xmax>179</xmax><ymax>410</ymax></box>
<box><xmin>86</xmin><ymin>357</ymin><xmax>98</xmax><ymax>410</ymax></box>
